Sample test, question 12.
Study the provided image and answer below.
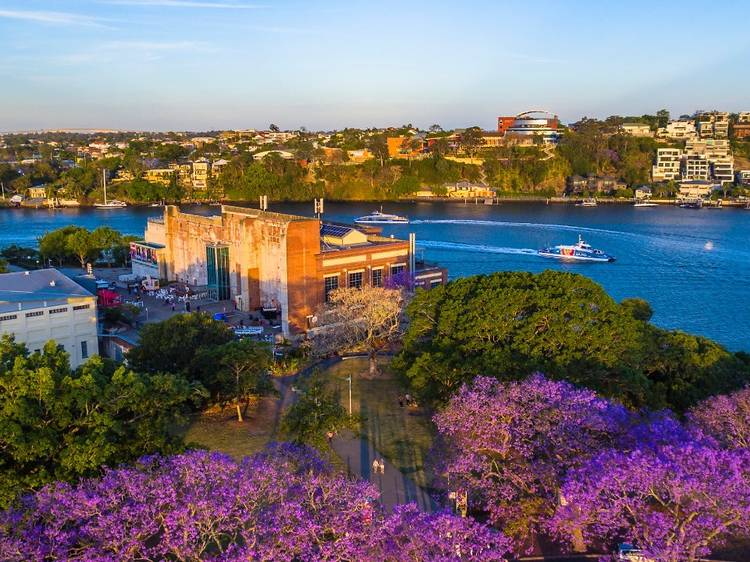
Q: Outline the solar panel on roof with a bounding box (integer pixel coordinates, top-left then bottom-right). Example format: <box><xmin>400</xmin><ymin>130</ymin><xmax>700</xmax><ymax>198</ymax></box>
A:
<box><xmin>321</xmin><ymin>224</ymin><xmax>353</xmax><ymax>237</ymax></box>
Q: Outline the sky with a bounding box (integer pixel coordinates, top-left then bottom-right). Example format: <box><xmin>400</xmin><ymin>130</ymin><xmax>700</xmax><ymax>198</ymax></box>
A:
<box><xmin>1</xmin><ymin>0</ymin><xmax>749</xmax><ymax>132</ymax></box>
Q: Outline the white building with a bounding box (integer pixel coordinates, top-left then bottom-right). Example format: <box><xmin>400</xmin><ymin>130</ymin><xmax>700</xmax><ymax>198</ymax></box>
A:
<box><xmin>679</xmin><ymin>180</ymin><xmax>718</xmax><ymax>199</ymax></box>
<box><xmin>685</xmin><ymin>139</ymin><xmax>734</xmax><ymax>184</ymax></box>
<box><xmin>683</xmin><ymin>154</ymin><xmax>710</xmax><ymax>181</ymax></box>
<box><xmin>620</xmin><ymin>123</ymin><xmax>653</xmax><ymax>137</ymax></box>
<box><xmin>657</xmin><ymin>120</ymin><xmax>697</xmax><ymax>140</ymax></box>
<box><xmin>697</xmin><ymin>112</ymin><xmax>730</xmax><ymax>139</ymax></box>
<box><xmin>0</xmin><ymin>269</ymin><xmax>98</xmax><ymax>369</ymax></box>
<box><xmin>652</xmin><ymin>148</ymin><xmax>682</xmax><ymax>181</ymax></box>
<box><xmin>738</xmin><ymin>170</ymin><xmax>750</xmax><ymax>185</ymax></box>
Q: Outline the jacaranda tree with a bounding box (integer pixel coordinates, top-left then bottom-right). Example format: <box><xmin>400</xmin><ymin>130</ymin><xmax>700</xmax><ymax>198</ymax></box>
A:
<box><xmin>0</xmin><ymin>445</ymin><xmax>512</xmax><ymax>561</ymax></box>
<box><xmin>687</xmin><ymin>385</ymin><xmax>750</xmax><ymax>449</ymax></box>
<box><xmin>432</xmin><ymin>374</ymin><xmax>632</xmax><ymax>550</ymax></box>
<box><xmin>552</xmin><ymin>443</ymin><xmax>750</xmax><ymax>562</ymax></box>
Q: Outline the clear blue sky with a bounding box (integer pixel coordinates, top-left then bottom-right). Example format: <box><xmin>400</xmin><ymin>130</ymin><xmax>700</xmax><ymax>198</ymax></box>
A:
<box><xmin>1</xmin><ymin>0</ymin><xmax>748</xmax><ymax>131</ymax></box>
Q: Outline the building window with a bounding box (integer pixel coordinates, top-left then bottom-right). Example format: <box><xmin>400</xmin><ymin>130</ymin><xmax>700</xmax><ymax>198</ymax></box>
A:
<box><xmin>206</xmin><ymin>245</ymin><xmax>231</xmax><ymax>301</ymax></box>
<box><xmin>390</xmin><ymin>264</ymin><xmax>405</xmax><ymax>277</ymax></box>
<box><xmin>348</xmin><ymin>271</ymin><xmax>363</xmax><ymax>289</ymax></box>
<box><xmin>0</xmin><ymin>314</ymin><xmax>17</xmax><ymax>322</ymax></box>
<box><xmin>324</xmin><ymin>275</ymin><xmax>339</xmax><ymax>302</ymax></box>
<box><xmin>81</xmin><ymin>340</ymin><xmax>88</xmax><ymax>359</ymax></box>
<box><xmin>25</xmin><ymin>311</ymin><xmax>44</xmax><ymax>318</ymax></box>
<box><xmin>431</xmin><ymin>279</ymin><xmax>442</xmax><ymax>288</ymax></box>
<box><xmin>73</xmin><ymin>304</ymin><xmax>90</xmax><ymax>311</ymax></box>
<box><xmin>371</xmin><ymin>268</ymin><xmax>383</xmax><ymax>287</ymax></box>
<box><xmin>49</xmin><ymin>307</ymin><xmax>68</xmax><ymax>314</ymax></box>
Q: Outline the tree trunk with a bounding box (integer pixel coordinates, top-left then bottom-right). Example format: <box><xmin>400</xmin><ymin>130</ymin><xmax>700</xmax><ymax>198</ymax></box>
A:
<box><xmin>368</xmin><ymin>352</ymin><xmax>378</xmax><ymax>377</ymax></box>
<box><xmin>235</xmin><ymin>401</ymin><xmax>243</xmax><ymax>422</ymax></box>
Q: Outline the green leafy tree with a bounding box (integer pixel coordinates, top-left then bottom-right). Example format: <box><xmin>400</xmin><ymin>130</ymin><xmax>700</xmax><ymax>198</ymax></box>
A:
<box><xmin>127</xmin><ymin>313</ymin><xmax>234</xmax><ymax>382</ymax></box>
<box><xmin>65</xmin><ymin>228</ymin><xmax>98</xmax><ymax>269</ymax></box>
<box><xmin>281</xmin><ymin>374</ymin><xmax>351</xmax><ymax>448</ymax></box>
<box><xmin>394</xmin><ymin>271</ymin><xmax>750</xmax><ymax>411</ymax></box>
<box><xmin>368</xmin><ymin>135</ymin><xmax>390</xmax><ymax>167</ymax></box>
<box><xmin>459</xmin><ymin>127</ymin><xmax>484</xmax><ymax>158</ymax></box>
<box><xmin>212</xmin><ymin>339</ymin><xmax>273</xmax><ymax>421</ymax></box>
<box><xmin>38</xmin><ymin>226</ymin><xmax>79</xmax><ymax>266</ymax></box>
<box><xmin>0</xmin><ymin>258</ymin><xmax>7</xmax><ymax>274</ymax></box>
<box><xmin>0</xmin><ymin>335</ymin><xmax>194</xmax><ymax>508</ymax></box>
<box><xmin>656</xmin><ymin>108</ymin><xmax>670</xmax><ymax>128</ymax></box>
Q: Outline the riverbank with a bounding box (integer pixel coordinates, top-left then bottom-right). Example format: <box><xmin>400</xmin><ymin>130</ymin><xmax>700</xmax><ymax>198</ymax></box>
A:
<box><xmin>4</xmin><ymin>194</ymin><xmax>748</xmax><ymax>209</ymax></box>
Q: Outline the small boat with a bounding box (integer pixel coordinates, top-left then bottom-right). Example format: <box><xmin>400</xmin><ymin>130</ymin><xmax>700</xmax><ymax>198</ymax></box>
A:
<box><xmin>94</xmin><ymin>169</ymin><xmax>128</xmax><ymax>209</ymax></box>
<box><xmin>354</xmin><ymin>209</ymin><xmax>408</xmax><ymax>224</ymax></box>
<box><xmin>538</xmin><ymin>235</ymin><xmax>615</xmax><ymax>263</ymax></box>
<box><xmin>576</xmin><ymin>198</ymin><xmax>597</xmax><ymax>207</ymax></box>
<box><xmin>633</xmin><ymin>201</ymin><xmax>658</xmax><ymax>207</ymax></box>
<box><xmin>679</xmin><ymin>199</ymin><xmax>703</xmax><ymax>209</ymax></box>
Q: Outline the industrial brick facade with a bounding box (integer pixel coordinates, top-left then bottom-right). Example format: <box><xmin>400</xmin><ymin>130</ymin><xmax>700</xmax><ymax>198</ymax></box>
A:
<box><xmin>144</xmin><ymin>205</ymin><xmax>433</xmax><ymax>335</ymax></box>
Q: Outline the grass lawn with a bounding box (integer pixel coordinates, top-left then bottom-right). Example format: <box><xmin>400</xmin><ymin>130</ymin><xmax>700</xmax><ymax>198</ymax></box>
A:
<box><xmin>177</xmin><ymin>357</ymin><xmax>437</xmax><ymax>489</ymax></box>
<box><xmin>323</xmin><ymin>357</ymin><xmax>437</xmax><ymax>489</ymax></box>
<box><xmin>177</xmin><ymin>394</ymin><xmax>287</xmax><ymax>461</ymax></box>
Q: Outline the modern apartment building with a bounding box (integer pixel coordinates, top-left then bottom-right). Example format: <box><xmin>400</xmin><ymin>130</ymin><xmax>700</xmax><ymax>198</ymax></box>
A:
<box><xmin>685</xmin><ymin>139</ymin><xmax>734</xmax><ymax>184</ymax></box>
<box><xmin>734</xmin><ymin>113</ymin><xmax>750</xmax><ymax>139</ymax></box>
<box><xmin>652</xmin><ymin>148</ymin><xmax>682</xmax><ymax>181</ymax></box>
<box><xmin>620</xmin><ymin>123</ymin><xmax>653</xmax><ymax>137</ymax></box>
<box><xmin>138</xmin><ymin>206</ymin><xmax>446</xmax><ymax>336</ymax></box>
<box><xmin>0</xmin><ymin>269</ymin><xmax>98</xmax><ymax>369</ymax></box>
<box><xmin>657</xmin><ymin>120</ymin><xmax>697</xmax><ymax>140</ymax></box>
<box><xmin>683</xmin><ymin>154</ymin><xmax>710</xmax><ymax>181</ymax></box>
<box><xmin>697</xmin><ymin>111</ymin><xmax>730</xmax><ymax>139</ymax></box>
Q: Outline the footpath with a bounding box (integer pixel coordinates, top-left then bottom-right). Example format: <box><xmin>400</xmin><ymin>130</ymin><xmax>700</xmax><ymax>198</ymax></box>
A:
<box><xmin>331</xmin><ymin>430</ymin><xmax>437</xmax><ymax>513</ymax></box>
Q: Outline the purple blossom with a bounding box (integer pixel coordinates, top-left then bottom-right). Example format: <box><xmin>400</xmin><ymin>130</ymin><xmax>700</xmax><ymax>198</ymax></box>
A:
<box><xmin>687</xmin><ymin>386</ymin><xmax>750</xmax><ymax>449</ymax></box>
<box><xmin>551</xmin><ymin>443</ymin><xmax>750</xmax><ymax>562</ymax></box>
<box><xmin>0</xmin><ymin>443</ymin><xmax>512</xmax><ymax>561</ymax></box>
<box><xmin>432</xmin><ymin>374</ymin><xmax>632</xmax><ymax>551</ymax></box>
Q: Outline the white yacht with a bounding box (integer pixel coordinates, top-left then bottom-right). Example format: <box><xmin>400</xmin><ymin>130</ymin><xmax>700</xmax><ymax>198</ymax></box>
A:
<box><xmin>94</xmin><ymin>170</ymin><xmax>127</xmax><ymax>209</ymax></box>
<box><xmin>576</xmin><ymin>198</ymin><xmax>598</xmax><ymax>207</ymax></box>
<box><xmin>633</xmin><ymin>200</ymin><xmax>658</xmax><ymax>207</ymax></box>
<box><xmin>354</xmin><ymin>209</ymin><xmax>408</xmax><ymax>224</ymax></box>
<box><xmin>538</xmin><ymin>235</ymin><xmax>615</xmax><ymax>263</ymax></box>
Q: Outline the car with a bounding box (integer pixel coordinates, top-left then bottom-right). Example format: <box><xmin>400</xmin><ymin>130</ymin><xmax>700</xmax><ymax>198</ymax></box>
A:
<box><xmin>618</xmin><ymin>543</ymin><xmax>654</xmax><ymax>562</ymax></box>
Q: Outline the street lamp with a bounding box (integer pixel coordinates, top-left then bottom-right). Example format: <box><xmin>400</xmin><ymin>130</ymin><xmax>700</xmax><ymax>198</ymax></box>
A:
<box><xmin>346</xmin><ymin>375</ymin><xmax>352</xmax><ymax>416</ymax></box>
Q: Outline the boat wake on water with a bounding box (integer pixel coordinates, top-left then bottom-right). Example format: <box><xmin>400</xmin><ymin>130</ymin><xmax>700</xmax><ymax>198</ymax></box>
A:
<box><xmin>417</xmin><ymin>240</ymin><xmax>538</xmax><ymax>256</ymax></box>
<box><xmin>409</xmin><ymin>218</ymin><xmax>631</xmax><ymax>238</ymax></box>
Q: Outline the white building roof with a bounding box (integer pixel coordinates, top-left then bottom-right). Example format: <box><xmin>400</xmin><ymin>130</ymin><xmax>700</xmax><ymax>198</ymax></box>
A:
<box><xmin>0</xmin><ymin>269</ymin><xmax>94</xmax><ymax>314</ymax></box>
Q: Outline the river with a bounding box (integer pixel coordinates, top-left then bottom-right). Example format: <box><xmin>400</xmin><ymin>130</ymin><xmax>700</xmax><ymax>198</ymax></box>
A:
<box><xmin>2</xmin><ymin>201</ymin><xmax>749</xmax><ymax>351</ymax></box>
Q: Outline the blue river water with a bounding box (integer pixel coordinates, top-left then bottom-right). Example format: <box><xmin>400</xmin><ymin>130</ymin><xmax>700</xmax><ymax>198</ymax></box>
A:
<box><xmin>1</xmin><ymin>201</ymin><xmax>749</xmax><ymax>351</ymax></box>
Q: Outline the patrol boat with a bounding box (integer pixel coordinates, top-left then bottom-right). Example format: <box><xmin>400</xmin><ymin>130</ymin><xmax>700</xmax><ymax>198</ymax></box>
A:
<box><xmin>538</xmin><ymin>235</ymin><xmax>615</xmax><ymax>262</ymax></box>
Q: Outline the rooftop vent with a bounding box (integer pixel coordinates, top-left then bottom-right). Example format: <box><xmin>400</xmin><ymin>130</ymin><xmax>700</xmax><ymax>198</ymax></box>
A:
<box><xmin>49</xmin><ymin>280</ymin><xmax>56</xmax><ymax>287</ymax></box>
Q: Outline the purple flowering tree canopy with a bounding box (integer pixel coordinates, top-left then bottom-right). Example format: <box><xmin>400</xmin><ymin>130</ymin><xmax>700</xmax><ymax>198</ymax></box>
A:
<box><xmin>0</xmin><ymin>444</ymin><xmax>512</xmax><ymax>561</ymax></box>
<box><xmin>552</xmin><ymin>443</ymin><xmax>750</xmax><ymax>562</ymax></box>
<box><xmin>687</xmin><ymin>386</ymin><xmax>750</xmax><ymax>449</ymax></box>
<box><xmin>432</xmin><ymin>374</ymin><xmax>632</xmax><ymax>549</ymax></box>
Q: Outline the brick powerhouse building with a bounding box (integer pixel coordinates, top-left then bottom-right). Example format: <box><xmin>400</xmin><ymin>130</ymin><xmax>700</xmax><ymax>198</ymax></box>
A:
<box><xmin>141</xmin><ymin>205</ymin><xmax>446</xmax><ymax>335</ymax></box>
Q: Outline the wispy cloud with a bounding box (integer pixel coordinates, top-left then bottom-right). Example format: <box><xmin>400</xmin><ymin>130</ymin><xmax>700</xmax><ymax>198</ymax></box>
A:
<box><xmin>502</xmin><ymin>51</ymin><xmax>567</xmax><ymax>65</ymax></box>
<box><xmin>248</xmin><ymin>25</ymin><xmax>317</xmax><ymax>34</ymax></box>
<box><xmin>0</xmin><ymin>9</ymin><xmax>105</xmax><ymax>27</ymax></box>
<box><xmin>57</xmin><ymin>40</ymin><xmax>217</xmax><ymax>64</ymax></box>
<box><xmin>103</xmin><ymin>0</ymin><xmax>264</xmax><ymax>8</ymax></box>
